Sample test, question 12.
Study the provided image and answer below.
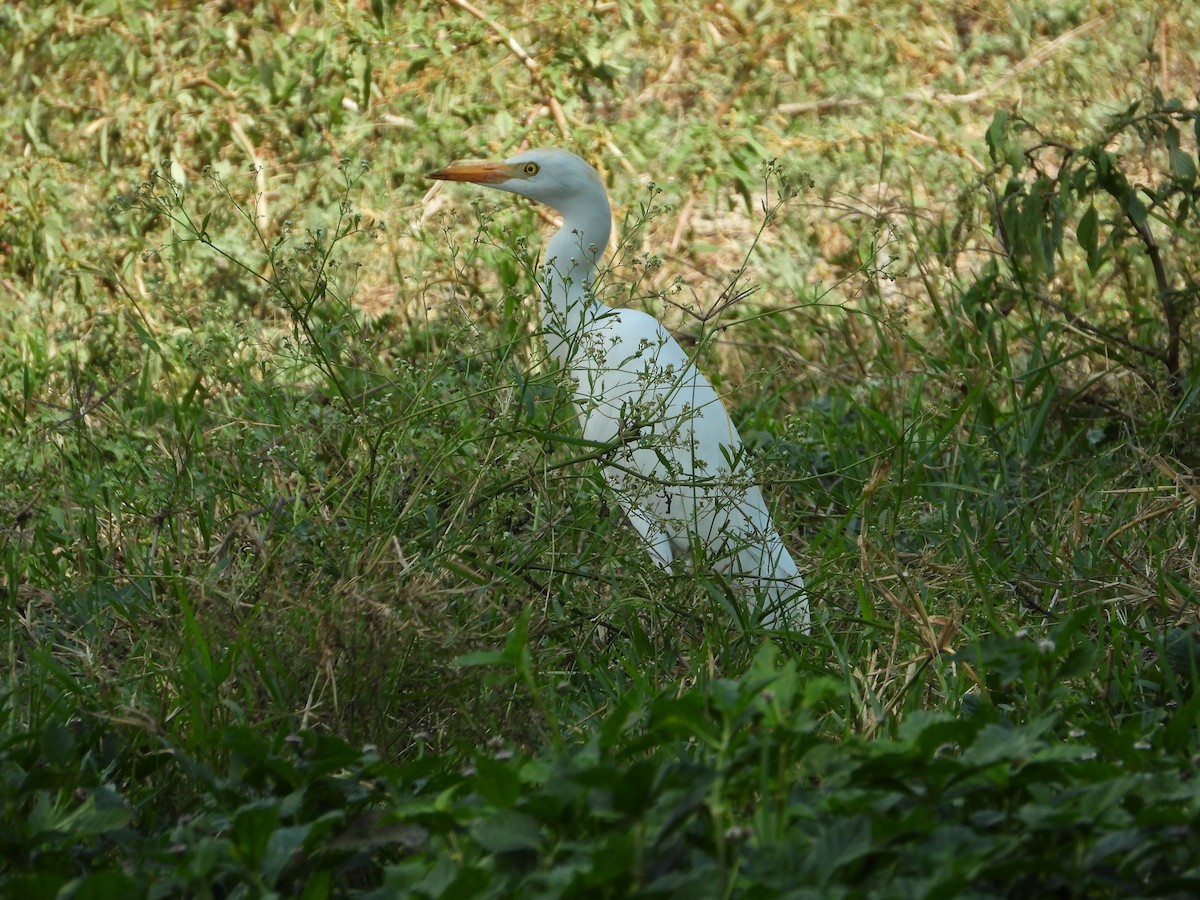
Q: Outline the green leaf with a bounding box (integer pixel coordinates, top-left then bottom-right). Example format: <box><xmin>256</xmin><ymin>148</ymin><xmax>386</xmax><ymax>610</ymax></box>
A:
<box><xmin>300</xmin><ymin>869</ymin><xmax>333</xmax><ymax>900</ymax></box>
<box><xmin>598</xmin><ymin>690</ymin><xmax>642</xmax><ymax>750</ymax></box>
<box><xmin>1078</xmin><ymin>204</ymin><xmax>1100</xmax><ymax>272</ymax></box>
<box><xmin>960</xmin><ymin>720</ymin><xmax>1053</xmax><ymax>768</ymax></box>
<box><xmin>985</xmin><ymin>110</ymin><xmax>1009</xmax><ymax>164</ymax></box>
<box><xmin>473</xmin><ymin>754</ymin><xmax>522</xmax><ymax>808</ymax></box>
<box><xmin>1121</xmin><ymin>191</ymin><xmax>1148</xmax><ymax>228</ymax></box>
<box><xmin>5</xmin><ymin>873</ymin><xmax>66</xmax><ymax>900</ymax></box>
<box><xmin>648</xmin><ymin>693</ymin><xmax>718</xmax><ymax>746</ymax></box>
<box><xmin>1163</xmin><ymin>683</ymin><xmax>1200</xmax><ymax>754</ymax></box>
<box><xmin>232</xmin><ymin>801</ymin><xmax>281</xmax><ymax>868</ymax></box>
<box><xmin>1169</xmin><ymin>147</ymin><xmax>1196</xmax><ymax>181</ymax></box>
<box><xmin>470</xmin><ymin>809</ymin><xmax>544</xmax><ymax>854</ymax></box>
<box><xmin>407</xmin><ymin>55</ymin><xmax>428</xmax><ymax>79</ymax></box>
<box><xmin>807</xmin><ymin>815</ymin><xmax>874</xmax><ymax>880</ymax></box>
<box><xmin>360</xmin><ymin>52</ymin><xmax>372</xmax><ymax>111</ymax></box>
<box><xmin>58</xmin><ymin>872</ymin><xmax>139</xmax><ymax>900</ymax></box>
<box><xmin>455</xmin><ymin>649</ymin><xmax>508</xmax><ymax>667</ymax></box>
<box><xmin>262</xmin><ymin>824</ymin><xmax>313</xmax><ymax>884</ymax></box>
<box><xmin>40</xmin><ymin>719</ymin><xmax>76</xmax><ymax>767</ymax></box>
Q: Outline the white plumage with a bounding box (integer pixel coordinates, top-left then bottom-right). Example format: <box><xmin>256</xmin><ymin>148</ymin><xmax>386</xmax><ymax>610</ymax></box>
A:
<box><xmin>430</xmin><ymin>148</ymin><xmax>809</xmax><ymax>631</ymax></box>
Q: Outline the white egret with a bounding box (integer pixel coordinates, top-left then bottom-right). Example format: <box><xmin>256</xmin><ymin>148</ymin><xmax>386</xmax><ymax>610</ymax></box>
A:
<box><xmin>429</xmin><ymin>148</ymin><xmax>809</xmax><ymax>631</ymax></box>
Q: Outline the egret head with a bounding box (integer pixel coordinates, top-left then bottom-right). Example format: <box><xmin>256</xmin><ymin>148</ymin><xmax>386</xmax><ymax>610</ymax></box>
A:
<box><xmin>429</xmin><ymin>148</ymin><xmax>608</xmax><ymax>221</ymax></box>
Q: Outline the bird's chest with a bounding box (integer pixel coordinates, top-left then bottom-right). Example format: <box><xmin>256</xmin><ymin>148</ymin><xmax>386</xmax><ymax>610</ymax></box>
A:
<box><xmin>554</xmin><ymin>329</ymin><xmax>679</xmax><ymax>437</ymax></box>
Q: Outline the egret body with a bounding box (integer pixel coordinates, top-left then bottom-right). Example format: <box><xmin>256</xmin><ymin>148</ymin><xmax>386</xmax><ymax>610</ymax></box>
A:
<box><xmin>430</xmin><ymin>148</ymin><xmax>809</xmax><ymax>631</ymax></box>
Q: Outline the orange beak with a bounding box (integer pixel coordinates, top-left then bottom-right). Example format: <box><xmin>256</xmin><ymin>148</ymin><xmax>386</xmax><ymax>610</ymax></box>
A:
<box><xmin>427</xmin><ymin>159</ymin><xmax>517</xmax><ymax>184</ymax></box>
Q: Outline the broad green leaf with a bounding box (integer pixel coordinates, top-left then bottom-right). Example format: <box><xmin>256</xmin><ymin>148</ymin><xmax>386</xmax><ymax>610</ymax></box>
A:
<box><xmin>470</xmin><ymin>809</ymin><xmax>544</xmax><ymax>854</ymax></box>
<box><xmin>1121</xmin><ymin>191</ymin><xmax>1148</xmax><ymax>228</ymax></box>
<box><xmin>473</xmin><ymin>754</ymin><xmax>522</xmax><ymax>808</ymax></box>
<box><xmin>262</xmin><ymin>824</ymin><xmax>313</xmax><ymax>884</ymax></box>
<box><xmin>985</xmin><ymin>110</ymin><xmax>1009</xmax><ymax>164</ymax></box>
<box><xmin>1169</xmin><ymin>147</ymin><xmax>1196</xmax><ymax>181</ymax></box>
<box><xmin>232</xmin><ymin>802</ymin><xmax>281</xmax><ymax>867</ymax></box>
<box><xmin>57</xmin><ymin>871</ymin><xmax>139</xmax><ymax>900</ymax></box>
<box><xmin>960</xmin><ymin>721</ymin><xmax>1052</xmax><ymax>768</ymax></box>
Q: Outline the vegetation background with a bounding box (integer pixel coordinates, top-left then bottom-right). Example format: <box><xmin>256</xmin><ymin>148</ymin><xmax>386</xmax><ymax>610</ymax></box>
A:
<box><xmin>2</xmin><ymin>0</ymin><xmax>1199</xmax><ymax>896</ymax></box>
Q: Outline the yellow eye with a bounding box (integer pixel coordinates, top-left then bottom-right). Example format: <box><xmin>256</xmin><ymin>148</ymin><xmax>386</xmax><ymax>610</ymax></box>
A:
<box><xmin>522</xmin><ymin>162</ymin><xmax>540</xmax><ymax>176</ymax></box>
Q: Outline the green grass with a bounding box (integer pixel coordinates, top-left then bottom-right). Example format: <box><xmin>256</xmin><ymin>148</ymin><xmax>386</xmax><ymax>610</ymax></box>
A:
<box><xmin>2</xmin><ymin>0</ymin><xmax>1199</xmax><ymax>896</ymax></box>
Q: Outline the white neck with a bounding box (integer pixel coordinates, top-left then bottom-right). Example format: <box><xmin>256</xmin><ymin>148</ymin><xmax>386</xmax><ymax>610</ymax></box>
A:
<box><xmin>539</xmin><ymin>192</ymin><xmax>612</xmax><ymax>361</ymax></box>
